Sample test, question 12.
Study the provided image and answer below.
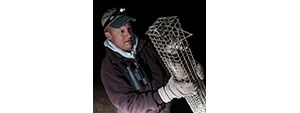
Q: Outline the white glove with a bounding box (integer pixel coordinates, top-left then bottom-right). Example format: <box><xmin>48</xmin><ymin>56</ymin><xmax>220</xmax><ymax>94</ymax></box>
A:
<box><xmin>158</xmin><ymin>76</ymin><xmax>198</xmax><ymax>103</ymax></box>
<box><xmin>195</xmin><ymin>61</ymin><xmax>205</xmax><ymax>80</ymax></box>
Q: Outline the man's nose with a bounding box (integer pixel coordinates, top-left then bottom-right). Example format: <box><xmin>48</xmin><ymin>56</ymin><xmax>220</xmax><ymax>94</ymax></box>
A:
<box><xmin>124</xmin><ymin>30</ymin><xmax>132</xmax><ymax>39</ymax></box>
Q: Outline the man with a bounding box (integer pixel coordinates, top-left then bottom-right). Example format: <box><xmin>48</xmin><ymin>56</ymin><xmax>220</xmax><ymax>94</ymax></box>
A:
<box><xmin>100</xmin><ymin>7</ymin><xmax>198</xmax><ymax>113</ymax></box>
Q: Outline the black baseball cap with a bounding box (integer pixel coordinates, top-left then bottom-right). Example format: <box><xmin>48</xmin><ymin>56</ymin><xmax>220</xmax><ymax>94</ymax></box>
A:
<box><xmin>101</xmin><ymin>8</ymin><xmax>136</xmax><ymax>31</ymax></box>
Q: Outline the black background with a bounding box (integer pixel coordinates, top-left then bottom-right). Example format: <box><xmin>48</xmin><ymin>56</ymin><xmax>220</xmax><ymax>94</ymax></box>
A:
<box><xmin>93</xmin><ymin>0</ymin><xmax>206</xmax><ymax>112</ymax></box>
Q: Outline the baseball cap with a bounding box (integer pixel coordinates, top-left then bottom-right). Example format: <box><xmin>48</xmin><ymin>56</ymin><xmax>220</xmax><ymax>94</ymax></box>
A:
<box><xmin>101</xmin><ymin>8</ymin><xmax>136</xmax><ymax>31</ymax></box>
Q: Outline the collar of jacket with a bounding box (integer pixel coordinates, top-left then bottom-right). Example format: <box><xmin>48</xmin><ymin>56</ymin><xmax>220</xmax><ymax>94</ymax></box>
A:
<box><xmin>106</xmin><ymin>38</ymin><xmax>147</xmax><ymax>64</ymax></box>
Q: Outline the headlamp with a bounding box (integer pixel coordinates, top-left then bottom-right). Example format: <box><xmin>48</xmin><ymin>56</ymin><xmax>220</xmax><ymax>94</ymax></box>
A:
<box><xmin>103</xmin><ymin>7</ymin><xmax>126</xmax><ymax>29</ymax></box>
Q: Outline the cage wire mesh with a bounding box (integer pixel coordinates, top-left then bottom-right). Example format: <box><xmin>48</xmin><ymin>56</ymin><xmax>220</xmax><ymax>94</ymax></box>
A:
<box><xmin>145</xmin><ymin>16</ymin><xmax>206</xmax><ymax>113</ymax></box>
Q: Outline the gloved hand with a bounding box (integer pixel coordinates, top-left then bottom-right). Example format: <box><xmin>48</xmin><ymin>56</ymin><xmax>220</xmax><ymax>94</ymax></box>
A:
<box><xmin>158</xmin><ymin>76</ymin><xmax>198</xmax><ymax>103</ymax></box>
<box><xmin>195</xmin><ymin>61</ymin><xmax>205</xmax><ymax>80</ymax></box>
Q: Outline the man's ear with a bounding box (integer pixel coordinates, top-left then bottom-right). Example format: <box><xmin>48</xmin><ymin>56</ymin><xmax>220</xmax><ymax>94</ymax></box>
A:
<box><xmin>104</xmin><ymin>31</ymin><xmax>112</xmax><ymax>40</ymax></box>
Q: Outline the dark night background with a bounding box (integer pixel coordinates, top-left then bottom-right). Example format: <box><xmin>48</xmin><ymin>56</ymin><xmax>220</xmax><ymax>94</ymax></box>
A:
<box><xmin>93</xmin><ymin>0</ymin><xmax>206</xmax><ymax>112</ymax></box>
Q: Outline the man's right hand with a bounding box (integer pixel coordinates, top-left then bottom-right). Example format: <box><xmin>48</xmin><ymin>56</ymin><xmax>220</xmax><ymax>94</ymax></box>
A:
<box><xmin>158</xmin><ymin>76</ymin><xmax>198</xmax><ymax>103</ymax></box>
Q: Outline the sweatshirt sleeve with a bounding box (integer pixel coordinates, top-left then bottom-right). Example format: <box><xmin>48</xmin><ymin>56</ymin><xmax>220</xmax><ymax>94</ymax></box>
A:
<box><xmin>100</xmin><ymin>59</ymin><xmax>164</xmax><ymax>113</ymax></box>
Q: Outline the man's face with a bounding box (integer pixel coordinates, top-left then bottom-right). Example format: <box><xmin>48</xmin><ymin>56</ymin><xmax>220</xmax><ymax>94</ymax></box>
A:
<box><xmin>105</xmin><ymin>22</ymin><xmax>133</xmax><ymax>51</ymax></box>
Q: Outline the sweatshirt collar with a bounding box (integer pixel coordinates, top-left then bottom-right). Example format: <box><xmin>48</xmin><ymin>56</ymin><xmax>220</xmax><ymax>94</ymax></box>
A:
<box><xmin>104</xmin><ymin>34</ymin><xmax>139</xmax><ymax>59</ymax></box>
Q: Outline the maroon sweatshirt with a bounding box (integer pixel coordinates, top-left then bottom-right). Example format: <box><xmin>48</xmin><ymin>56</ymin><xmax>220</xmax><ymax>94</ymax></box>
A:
<box><xmin>101</xmin><ymin>38</ymin><xmax>171</xmax><ymax>113</ymax></box>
